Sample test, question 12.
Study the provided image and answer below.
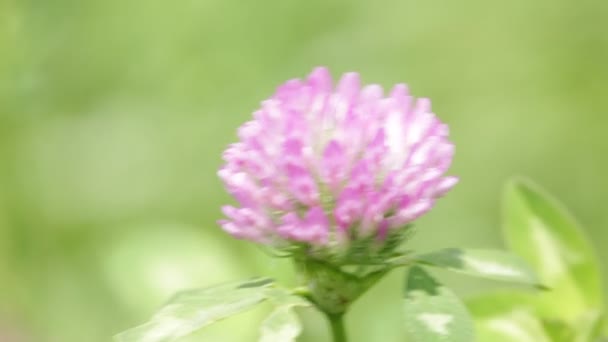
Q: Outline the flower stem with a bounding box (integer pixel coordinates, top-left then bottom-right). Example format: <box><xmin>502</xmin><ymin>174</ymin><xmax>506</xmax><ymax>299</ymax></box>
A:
<box><xmin>327</xmin><ymin>312</ymin><xmax>347</xmax><ymax>342</ymax></box>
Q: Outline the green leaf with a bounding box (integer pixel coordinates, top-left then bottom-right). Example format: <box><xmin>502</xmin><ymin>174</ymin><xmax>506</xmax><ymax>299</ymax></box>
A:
<box><xmin>259</xmin><ymin>307</ymin><xmax>301</xmax><ymax>342</ymax></box>
<box><xmin>262</xmin><ymin>287</ymin><xmax>311</xmax><ymax>307</ymax></box>
<box><xmin>467</xmin><ymin>291</ymin><xmax>552</xmax><ymax>342</ymax></box>
<box><xmin>540</xmin><ymin>312</ymin><xmax>604</xmax><ymax>342</ymax></box>
<box><xmin>115</xmin><ymin>277</ymin><xmax>274</xmax><ymax>342</ymax></box>
<box><xmin>403</xmin><ymin>266</ymin><xmax>475</xmax><ymax>342</ymax></box>
<box><xmin>571</xmin><ymin>311</ymin><xmax>604</xmax><ymax>342</ymax></box>
<box><xmin>259</xmin><ymin>287</ymin><xmax>310</xmax><ymax>342</ymax></box>
<box><xmin>414</xmin><ymin>248</ymin><xmax>540</xmax><ymax>286</ymax></box>
<box><xmin>602</xmin><ymin>314</ymin><xmax>608</xmax><ymax>339</ymax></box>
<box><xmin>542</xmin><ymin>319</ymin><xmax>576</xmax><ymax>342</ymax></box>
<box><xmin>503</xmin><ymin>178</ymin><xmax>603</xmax><ymax>321</ymax></box>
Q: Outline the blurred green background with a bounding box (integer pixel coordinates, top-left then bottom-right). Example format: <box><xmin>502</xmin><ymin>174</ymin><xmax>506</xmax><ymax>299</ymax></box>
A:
<box><xmin>1</xmin><ymin>0</ymin><xmax>607</xmax><ymax>341</ymax></box>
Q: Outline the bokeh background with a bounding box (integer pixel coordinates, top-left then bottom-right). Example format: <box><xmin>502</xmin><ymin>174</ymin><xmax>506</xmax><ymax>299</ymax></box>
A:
<box><xmin>1</xmin><ymin>0</ymin><xmax>607</xmax><ymax>341</ymax></box>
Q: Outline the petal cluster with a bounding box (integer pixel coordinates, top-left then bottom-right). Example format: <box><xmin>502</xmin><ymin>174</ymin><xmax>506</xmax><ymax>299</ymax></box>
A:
<box><xmin>219</xmin><ymin>67</ymin><xmax>457</xmax><ymax>250</ymax></box>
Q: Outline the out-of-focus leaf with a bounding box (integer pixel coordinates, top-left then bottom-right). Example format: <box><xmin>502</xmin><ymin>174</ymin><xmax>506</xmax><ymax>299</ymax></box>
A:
<box><xmin>467</xmin><ymin>291</ymin><xmax>551</xmax><ymax>342</ymax></box>
<box><xmin>540</xmin><ymin>319</ymin><xmax>575</xmax><ymax>342</ymax></box>
<box><xmin>403</xmin><ymin>266</ymin><xmax>475</xmax><ymax>342</ymax></box>
<box><xmin>258</xmin><ymin>290</ymin><xmax>310</xmax><ymax>342</ymax></box>
<box><xmin>262</xmin><ymin>287</ymin><xmax>310</xmax><ymax>308</ymax></box>
<box><xmin>259</xmin><ymin>306</ymin><xmax>302</xmax><ymax>342</ymax></box>
<box><xmin>503</xmin><ymin>179</ymin><xmax>603</xmax><ymax>321</ymax></box>
<box><xmin>602</xmin><ymin>315</ymin><xmax>608</xmax><ymax>339</ymax></box>
<box><xmin>571</xmin><ymin>311</ymin><xmax>604</xmax><ymax>342</ymax></box>
<box><xmin>414</xmin><ymin>248</ymin><xmax>540</xmax><ymax>286</ymax></box>
<box><xmin>114</xmin><ymin>277</ymin><xmax>274</xmax><ymax>342</ymax></box>
<box><xmin>103</xmin><ymin>225</ymin><xmax>248</xmax><ymax>317</ymax></box>
<box><xmin>541</xmin><ymin>311</ymin><xmax>603</xmax><ymax>342</ymax></box>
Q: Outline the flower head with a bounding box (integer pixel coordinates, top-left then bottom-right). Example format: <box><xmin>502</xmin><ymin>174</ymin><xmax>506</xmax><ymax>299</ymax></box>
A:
<box><xmin>219</xmin><ymin>67</ymin><xmax>457</xmax><ymax>258</ymax></box>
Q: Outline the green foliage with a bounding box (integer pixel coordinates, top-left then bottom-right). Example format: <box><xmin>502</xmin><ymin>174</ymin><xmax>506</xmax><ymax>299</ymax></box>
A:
<box><xmin>259</xmin><ymin>292</ymin><xmax>310</xmax><ymax>342</ymax></box>
<box><xmin>259</xmin><ymin>306</ymin><xmax>303</xmax><ymax>342</ymax></box>
<box><xmin>466</xmin><ymin>178</ymin><xmax>606</xmax><ymax>342</ymax></box>
<box><xmin>401</xmin><ymin>243</ymin><xmax>541</xmax><ymax>341</ymax></box>
<box><xmin>467</xmin><ymin>291</ymin><xmax>551</xmax><ymax>342</ymax></box>
<box><xmin>414</xmin><ymin>248</ymin><xmax>540</xmax><ymax>286</ymax></box>
<box><xmin>503</xmin><ymin>178</ymin><xmax>603</xmax><ymax>320</ymax></box>
<box><xmin>401</xmin><ymin>227</ymin><xmax>542</xmax><ymax>341</ymax></box>
<box><xmin>64</xmin><ymin>177</ymin><xmax>608</xmax><ymax>342</ymax></box>
<box><xmin>402</xmin><ymin>266</ymin><xmax>475</xmax><ymax>341</ymax></box>
<box><xmin>115</xmin><ymin>277</ymin><xmax>312</xmax><ymax>342</ymax></box>
<box><xmin>116</xmin><ymin>229</ymin><xmax>543</xmax><ymax>341</ymax></box>
<box><xmin>115</xmin><ymin>278</ymin><xmax>274</xmax><ymax>341</ymax></box>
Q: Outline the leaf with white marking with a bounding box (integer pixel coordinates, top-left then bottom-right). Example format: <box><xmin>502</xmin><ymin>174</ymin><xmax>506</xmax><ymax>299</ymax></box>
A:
<box><xmin>403</xmin><ymin>266</ymin><xmax>475</xmax><ymax>341</ymax></box>
<box><xmin>115</xmin><ymin>277</ymin><xmax>274</xmax><ymax>342</ymax></box>
<box><xmin>414</xmin><ymin>248</ymin><xmax>540</xmax><ymax>286</ymax></box>
<box><xmin>503</xmin><ymin>178</ymin><xmax>602</xmax><ymax>321</ymax></box>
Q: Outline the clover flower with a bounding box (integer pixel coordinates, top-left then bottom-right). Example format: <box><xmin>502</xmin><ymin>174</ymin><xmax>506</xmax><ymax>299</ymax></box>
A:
<box><xmin>117</xmin><ymin>68</ymin><xmax>547</xmax><ymax>342</ymax></box>
<box><xmin>219</xmin><ymin>67</ymin><xmax>457</xmax><ymax>255</ymax></box>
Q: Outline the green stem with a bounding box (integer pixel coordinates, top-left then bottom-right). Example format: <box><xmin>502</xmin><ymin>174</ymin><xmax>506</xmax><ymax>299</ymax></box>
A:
<box><xmin>328</xmin><ymin>313</ymin><xmax>347</xmax><ymax>342</ymax></box>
